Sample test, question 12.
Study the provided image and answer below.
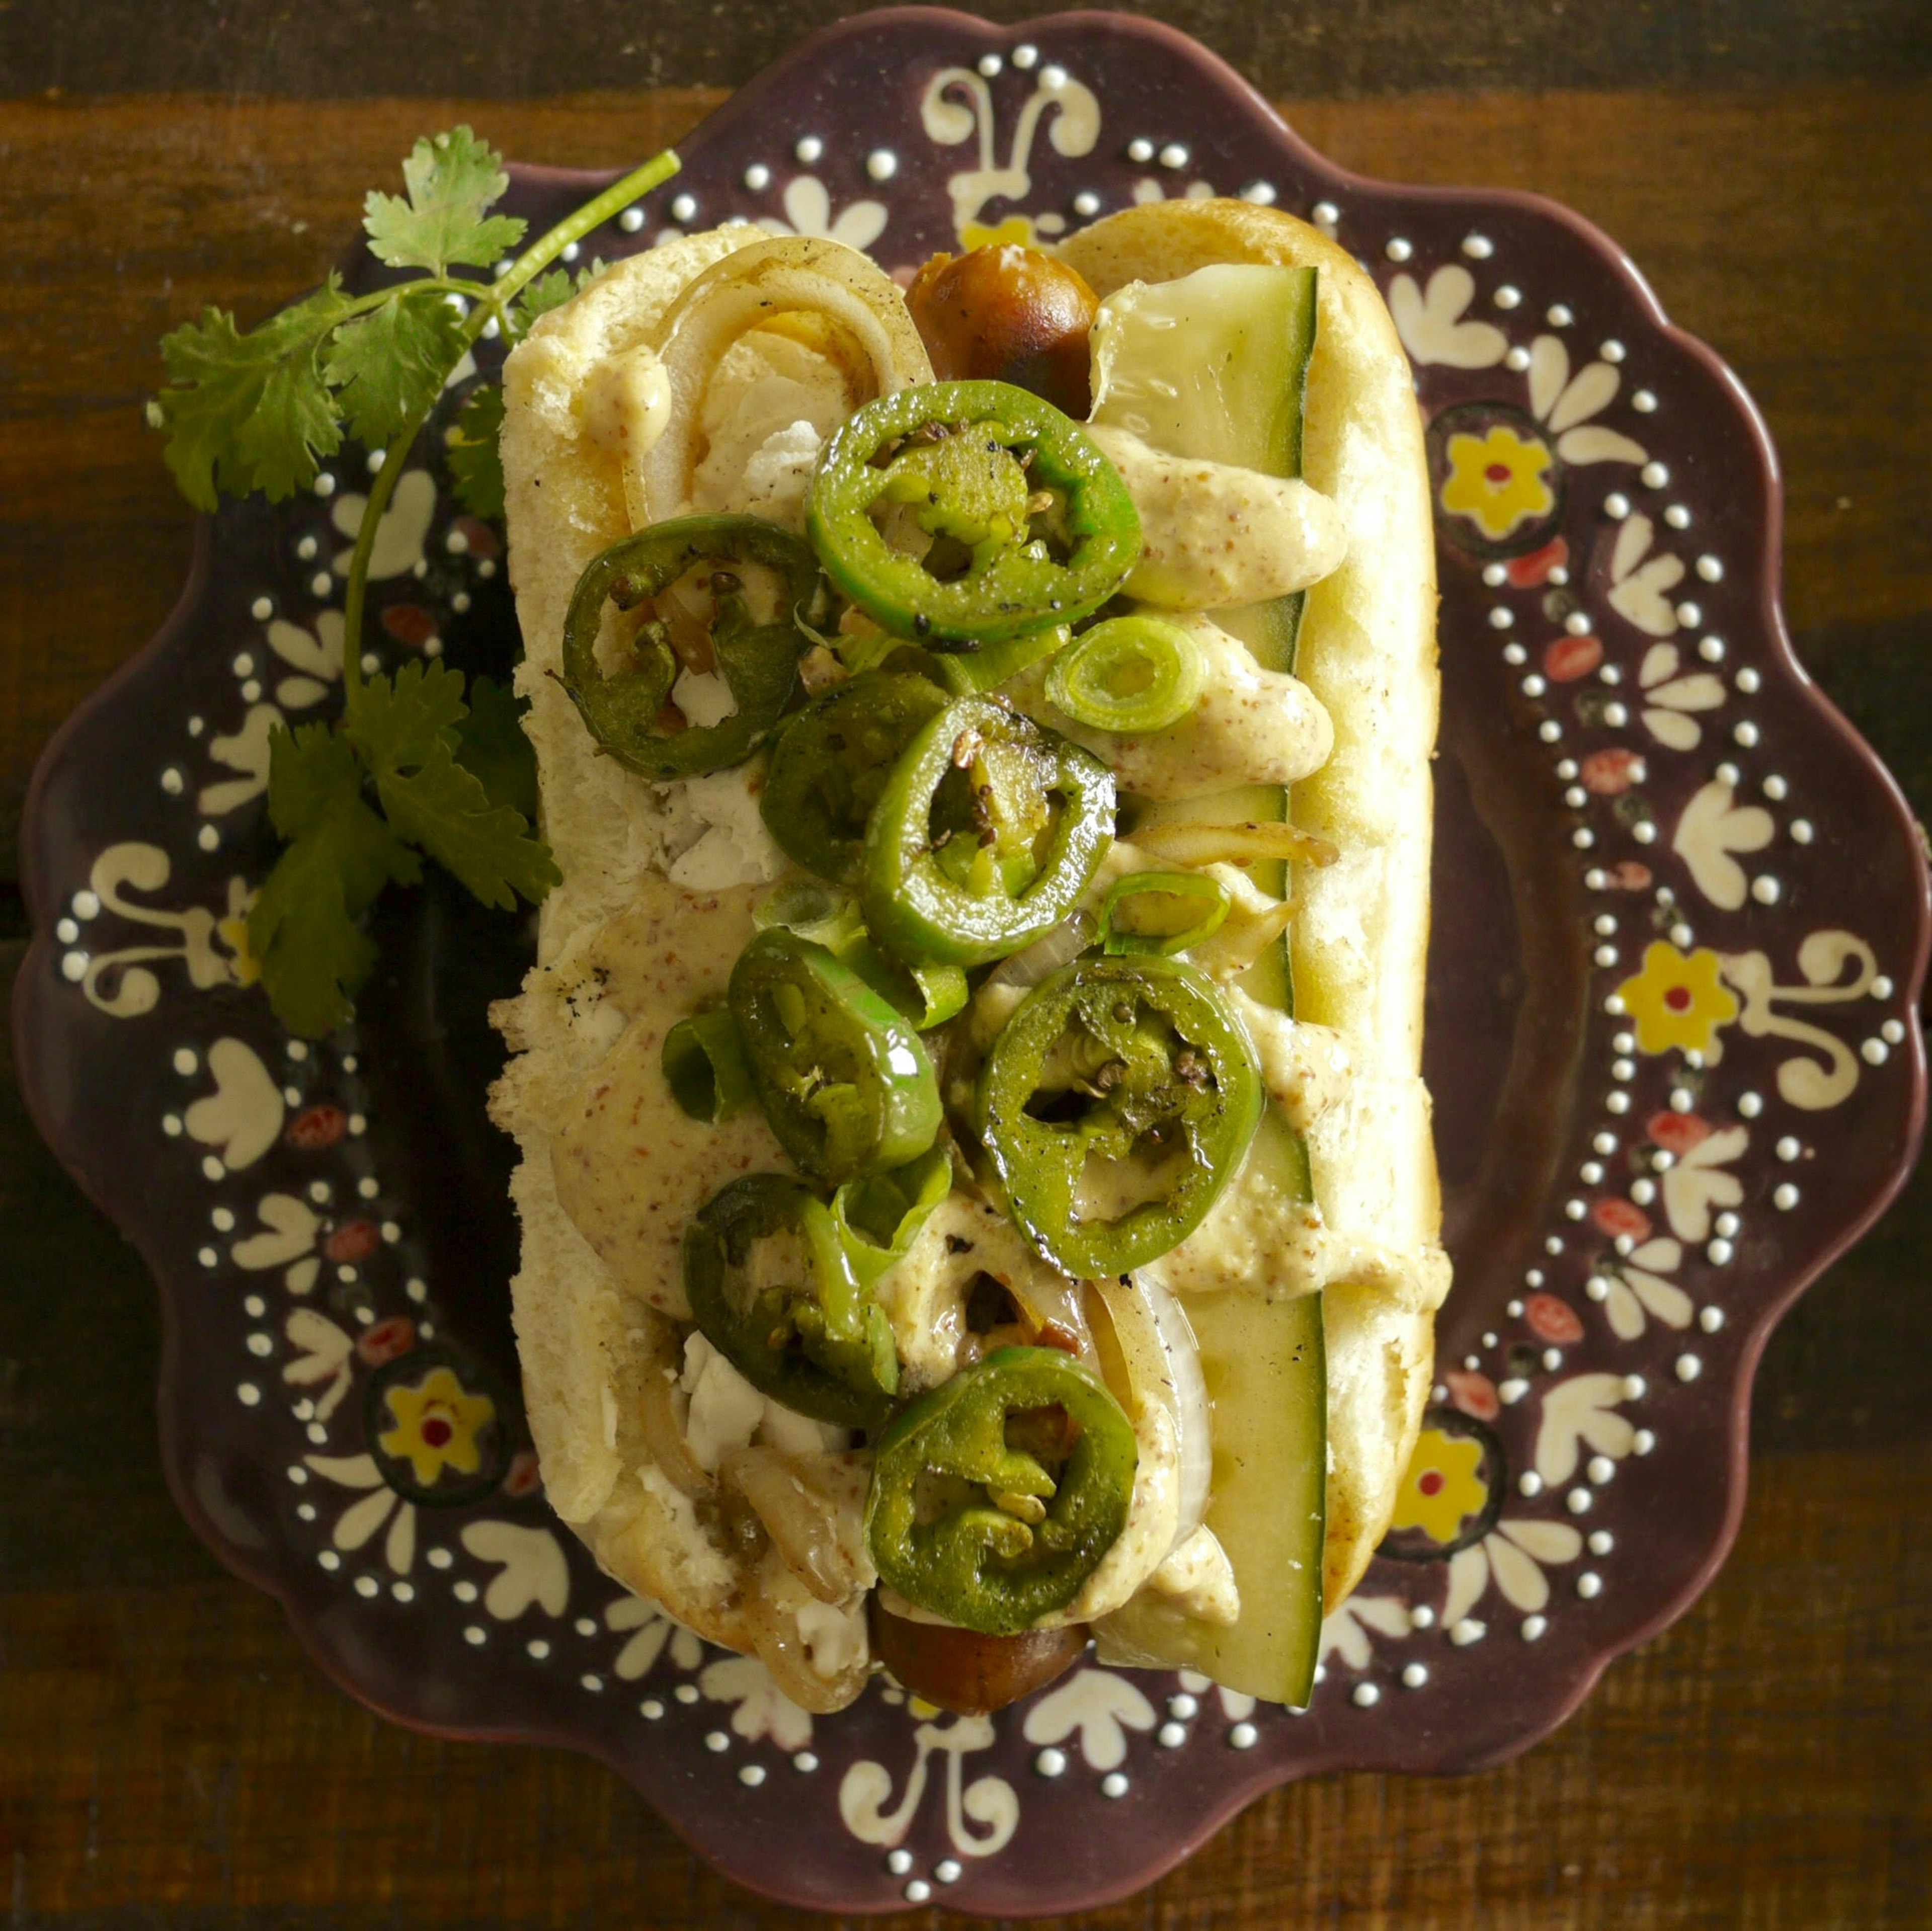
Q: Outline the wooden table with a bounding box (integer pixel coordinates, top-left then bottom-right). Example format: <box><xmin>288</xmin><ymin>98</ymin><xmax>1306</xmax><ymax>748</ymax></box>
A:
<box><xmin>3</xmin><ymin>5</ymin><xmax>1928</xmax><ymax>1923</ymax></box>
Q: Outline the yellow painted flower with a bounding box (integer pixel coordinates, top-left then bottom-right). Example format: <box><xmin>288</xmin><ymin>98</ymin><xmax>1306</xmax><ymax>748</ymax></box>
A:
<box><xmin>1615</xmin><ymin>940</ymin><xmax>1741</xmax><ymax>1058</ymax></box>
<box><xmin>378</xmin><ymin>1365</ymin><xmax>495</xmax><ymax>1488</ymax></box>
<box><xmin>1389</xmin><ymin>1427</ymin><xmax>1489</xmax><ymax>1545</ymax></box>
<box><xmin>960</xmin><ymin>214</ymin><xmax>1035</xmax><ymax>250</ymax></box>
<box><xmin>1440</xmin><ymin>424</ymin><xmax>1557</xmax><ymax>541</ymax></box>
<box><xmin>216</xmin><ymin>909</ymin><xmax>260</xmax><ymax>986</ymax></box>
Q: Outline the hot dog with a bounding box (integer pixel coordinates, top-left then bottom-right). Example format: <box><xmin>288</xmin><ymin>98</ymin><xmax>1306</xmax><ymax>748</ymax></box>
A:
<box><xmin>490</xmin><ymin>202</ymin><xmax>1446</xmax><ymax>1715</ymax></box>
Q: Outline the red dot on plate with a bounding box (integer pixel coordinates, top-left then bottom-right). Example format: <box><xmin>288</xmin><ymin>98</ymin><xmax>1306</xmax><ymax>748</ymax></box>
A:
<box><xmin>420</xmin><ymin>1416</ymin><xmax>453</xmax><ymax>1449</ymax></box>
<box><xmin>286</xmin><ymin>1104</ymin><xmax>347</xmax><ymax>1151</ymax></box>
<box><xmin>1525</xmin><ymin>1292</ymin><xmax>1586</xmax><ymax>1345</ymax></box>
<box><xmin>1665</xmin><ymin>985</ymin><xmax>1693</xmax><ymax>1011</ymax></box>
<box><xmin>381</xmin><ymin>603</ymin><xmax>438</xmax><ymax>647</ymax></box>
<box><xmin>1418</xmin><ymin>1469</ymin><xmax>1445</xmax><ymax>1496</ymax></box>
<box><xmin>1593</xmin><ymin>1196</ymin><xmax>1654</xmax><ymax>1241</ymax></box>
<box><xmin>1485</xmin><ymin>463</ymin><xmax>1512</xmax><ymax>485</ymax></box>
<box><xmin>324</xmin><ymin>1219</ymin><xmax>380</xmax><ymax>1263</ymax></box>
<box><xmin>1545</xmin><ymin>634</ymin><xmax>1602</xmax><ymax>682</ymax></box>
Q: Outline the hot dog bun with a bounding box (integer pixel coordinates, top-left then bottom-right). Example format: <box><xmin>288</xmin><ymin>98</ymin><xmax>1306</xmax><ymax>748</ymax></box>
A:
<box><xmin>489</xmin><ymin>236</ymin><xmax>933</xmax><ymax>1708</ymax></box>
<box><xmin>491</xmin><ymin>206</ymin><xmax>1445</xmax><ymax>1703</ymax></box>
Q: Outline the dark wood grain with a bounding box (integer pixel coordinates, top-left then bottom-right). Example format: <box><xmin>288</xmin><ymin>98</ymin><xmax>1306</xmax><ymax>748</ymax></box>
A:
<box><xmin>2</xmin><ymin>66</ymin><xmax>1928</xmax><ymax>1931</ymax></box>
<box><xmin>4</xmin><ymin>0</ymin><xmax>1931</xmax><ymax>100</ymax></box>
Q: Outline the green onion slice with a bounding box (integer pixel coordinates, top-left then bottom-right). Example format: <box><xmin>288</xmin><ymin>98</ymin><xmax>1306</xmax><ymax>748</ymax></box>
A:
<box><xmin>662</xmin><ymin>1010</ymin><xmax>758</xmax><ymax>1122</ymax></box>
<box><xmin>1046</xmin><ymin>614</ymin><xmax>1206</xmax><ymax>735</ymax></box>
<box><xmin>1100</xmin><ymin>869</ymin><xmax>1232</xmax><ymax>957</ymax></box>
<box><xmin>753</xmin><ymin>877</ymin><xmax>865</xmax><ymax>949</ymax></box>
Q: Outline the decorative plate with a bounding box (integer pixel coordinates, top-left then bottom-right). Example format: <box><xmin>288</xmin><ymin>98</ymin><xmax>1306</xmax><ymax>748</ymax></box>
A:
<box><xmin>16</xmin><ymin>8</ymin><xmax>1928</xmax><ymax>1915</ymax></box>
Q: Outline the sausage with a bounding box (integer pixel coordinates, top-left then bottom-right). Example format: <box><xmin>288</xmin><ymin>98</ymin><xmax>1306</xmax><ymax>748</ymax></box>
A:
<box><xmin>905</xmin><ymin>244</ymin><xmax>1099</xmax><ymax>419</ymax></box>
<box><xmin>869</xmin><ymin>1597</ymin><xmax>1088</xmax><ymax>1714</ymax></box>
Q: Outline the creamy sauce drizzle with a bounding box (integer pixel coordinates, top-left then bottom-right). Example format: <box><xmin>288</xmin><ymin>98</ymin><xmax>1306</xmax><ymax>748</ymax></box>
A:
<box><xmin>551</xmin><ymin>877</ymin><xmax>785</xmax><ymax>1321</ymax></box>
<box><xmin>549</xmin><ymin>294</ymin><xmax>1391</xmax><ymax>1657</ymax></box>
<box><xmin>1086</xmin><ymin>423</ymin><xmax>1348</xmax><ymax>608</ymax></box>
<box><xmin>1012</xmin><ymin>614</ymin><xmax>1333</xmax><ymax>802</ymax></box>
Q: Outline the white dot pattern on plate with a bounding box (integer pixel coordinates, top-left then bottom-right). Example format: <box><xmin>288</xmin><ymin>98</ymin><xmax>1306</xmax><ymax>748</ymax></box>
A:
<box><xmin>27</xmin><ymin>37</ymin><xmax>1917</xmax><ymax>1912</ymax></box>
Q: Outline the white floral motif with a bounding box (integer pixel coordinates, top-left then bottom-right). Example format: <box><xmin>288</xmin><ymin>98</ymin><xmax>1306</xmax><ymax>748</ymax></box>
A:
<box><xmin>265</xmin><ymin>611</ymin><xmax>344</xmax><ymax>709</ymax></box>
<box><xmin>1637</xmin><ymin>641</ymin><xmax>1728</xmax><ymax>751</ymax></box>
<box><xmin>459</xmin><ymin>1520</ymin><xmax>570</xmax><ymax>1619</ymax></box>
<box><xmin>698</xmin><ymin>1654</ymin><xmax>813</xmax><ymax>1752</ymax></box>
<box><xmin>1603</xmin><ymin>1236</ymin><xmax>1694</xmax><ymax>1340</ymax></box>
<box><xmin>307</xmin><ymin>1451</ymin><xmax>419</xmax><ymax>1573</ymax></box>
<box><xmin>1720</xmin><ymin>932</ymin><xmax>1880</xmax><ymax>1110</ymax></box>
<box><xmin>1389</xmin><ymin>265</ymin><xmax>1508</xmax><ymax>369</ymax></box>
<box><xmin>1605</xmin><ymin>512</ymin><xmax>1686</xmax><ymax>638</ymax></box>
<box><xmin>1535</xmin><ymin>1374</ymin><xmax>1637</xmax><ymax>1484</ymax></box>
<box><xmin>1673</xmin><ymin>777</ymin><xmax>1774</xmax><ymax>903</ymax></box>
<box><xmin>755</xmin><ymin>175</ymin><xmax>888</xmax><ymax>252</ymax></box>
<box><xmin>1020</xmin><ymin>1668</ymin><xmax>1155</xmax><ymax>1769</ymax></box>
<box><xmin>200</xmin><ymin>703</ymin><xmax>283</xmax><ymax>816</ymax></box>
<box><xmin>1319</xmin><ymin>1595</ymin><xmax>1413</xmax><ymax>1669</ymax></box>
<box><xmin>920</xmin><ymin>63</ymin><xmax>1099</xmax><ymax>243</ymax></box>
<box><xmin>1442</xmin><ymin>1518</ymin><xmax>1585</xmax><ymax>1625</ymax></box>
<box><xmin>1661</xmin><ymin>1126</ymin><xmax>1748</xmax><ymax>1240</ymax></box>
<box><xmin>232</xmin><ymin>1192</ymin><xmax>322</xmax><ymax>1296</ymax></box>
<box><xmin>331</xmin><ymin>468</ymin><xmax>437</xmax><ymax>580</ymax></box>
<box><xmin>839</xmin><ymin>1713</ymin><xmax>1019</xmax><ymax>1858</ymax></box>
<box><xmin>1174</xmin><ymin>1669</ymin><xmax>1256</xmax><ymax>1721</ymax></box>
<box><xmin>1525</xmin><ymin>334</ymin><xmax>1647</xmax><ymax>465</ymax></box>
<box><xmin>70</xmin><ymin>843</ymin><xmax>252</xmax><ymax>1018</ymax></box>
<box><xmin>1127</xmin><ymin>175</ymin><xmax>1217</xmax><ymax>206</ymax></box>
<box><xmin>284</xmin><ymin>1307</ymin><xmax>356</xmax><ymax>1420</ymax></box>
<box><xmin>605</xmin><ymin>1594</ymin><xmax>704</xmax><ymax>1680</ymax></box>
<box><xmin>183</xmin><ymin>1036</ymin><xmax>284</xmax><ymax>1169</ymax></box>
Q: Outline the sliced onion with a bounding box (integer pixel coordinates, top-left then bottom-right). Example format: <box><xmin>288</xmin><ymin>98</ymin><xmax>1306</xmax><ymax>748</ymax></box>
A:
<box><xmin>1001</xmin><ymin>1260</ymin><xmax>1092</xmax><ymax>1358</ymax></box>
<box><xmin>741</xmin><ymin>1548</ymin><xmax>869</xmax><ymax>1715</ymax></box>
<box><xmin>1090</xmin><ymin>1272</ymin><xmax>1213</xmax><ymax>1549</ymax></box>
<box><xmin>985</xmin><ymin>910</ymin><xmax>1095</xmax><ymax>993</ymax></box>
<box><xmin>638</xmin><ymin>1360</ymin><xmax>711</xmax><ymax>1499</ymax></box>
<box><xmin>719</xmin><ymin>1445</ymin><xmax>874</xmax><ymax>1604</ymax></box>
<box><xmin>1190</xmin><ymin>892</ymin><xmax>1295</xmax><ymax>980</ymax></box>
<box><xmin>1133</xmin><ymin>818</ymin><xmax>1337</xmax><ymax>870</ymax></box>
<box><xmin>963</xmin><ymin>910</ymin><xmax>1096</xmax><ymax>1056</ymax></box>
<box><xmin>645</xmin><ymin>235</ymin><xmax>933</xmax><ymax>521</ymax></box>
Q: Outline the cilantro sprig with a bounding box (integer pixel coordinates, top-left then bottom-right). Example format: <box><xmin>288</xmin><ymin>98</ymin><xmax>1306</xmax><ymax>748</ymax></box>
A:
<box><xmin>148</xmin><ymin>130</ymin><xmax>680</xmax><ymax>1035</ymax></box>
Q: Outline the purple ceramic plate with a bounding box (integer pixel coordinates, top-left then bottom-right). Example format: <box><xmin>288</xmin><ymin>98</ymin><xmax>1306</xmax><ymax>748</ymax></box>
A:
<box><xmin>16</xmin><ymin>8</ymin><xmax>1929</xmax><ymax>1915</ymax></box>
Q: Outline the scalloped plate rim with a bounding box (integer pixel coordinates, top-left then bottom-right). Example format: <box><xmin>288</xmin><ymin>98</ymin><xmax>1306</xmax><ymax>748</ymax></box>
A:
<box><xmin>12</xmin><ymin>7</ymin><xmax>1930</xmax><ymax>1916</ymax></box>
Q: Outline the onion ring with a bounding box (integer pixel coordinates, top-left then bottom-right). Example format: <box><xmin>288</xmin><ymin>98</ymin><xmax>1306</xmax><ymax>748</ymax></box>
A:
<box><xmin>645</xmin><ymin>235</ymin><xmax>933</xmax><ymax>523</ymax></box>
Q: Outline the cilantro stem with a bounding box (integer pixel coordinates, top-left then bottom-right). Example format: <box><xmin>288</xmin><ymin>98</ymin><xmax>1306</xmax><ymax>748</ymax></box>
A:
<box><xmin>338</xmin><ymin>145</ymin><xmax>682</xmax><ymax>719</ymax></box>
<box><xmin>339</xmin><ymin>435</ymin><xmax>410</xmax><ymax>718</ymax></box>
<box><xmin>489</xmin><ymin>148</ymin><xmax>682</xmax><ymax>310</ymax></box>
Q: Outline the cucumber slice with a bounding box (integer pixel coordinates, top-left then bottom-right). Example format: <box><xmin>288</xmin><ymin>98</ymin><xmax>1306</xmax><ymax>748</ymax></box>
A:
<box><xmin>1095</xmin><ymin>1281</ymin><xmax>1324</xmax><ymax>1704</ymax></box>
<box><xmin>1089</xmin><ymin>262</ymin><xmax>1318</xmax><ymax>1011</ymax></box>
<box><xmin>1087</xmin><ymin>262</ymin><xmax>1327</xmax><ymax>1706</ymax></box>
<box><xmin>1089</xmin><ymin>263</ymin><xmax>1318</xmax><ymax>686</ymax></box>
<box><xmin>1089</xmin><ymin>264</ymin><xmax>1317</xmax><ymax>476</ymax></box>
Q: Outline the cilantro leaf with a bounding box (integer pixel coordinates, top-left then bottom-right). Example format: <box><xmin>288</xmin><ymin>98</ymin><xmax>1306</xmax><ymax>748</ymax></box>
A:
<box><xmin>446</xmin><ymin>382</ymin><xmax>506</xmax><ymax>520</ymax></box>
<box><xmin>323</xmin><ymin>290</ymin><xmax>467</xmax><ymax>448</ymax></box>
<box><xmin>150</xmin><ymin>278</ymin><xmax>354</xmax><ymax>510</ymax></box>
<box><xmin>362</xmin><ymin>126</ymin><xmax>527</xmax><ymax>277</ymax></box>
<box><xmin>453</xmin><ymin>674</ymin><xmax>540</xmax><ymax>823</ymax></box>
<box><xmin>347</xmin><ymin>661</ymin><xmax>559</xmax><ymax>910</ymax></box>
<box><xmin>247</xmin><ymin>723</ymin><xmax>421</xmax><ymax>1036</ymax></box>
<box><xmin>504</xmin><ymin>260</ymin><xmax>607</xmax><ymax>345</ymax></box>
<box><xmin>506</xmin><ymin>268</ymin><xmax>576</xmax><ymax>343</ymax></box>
